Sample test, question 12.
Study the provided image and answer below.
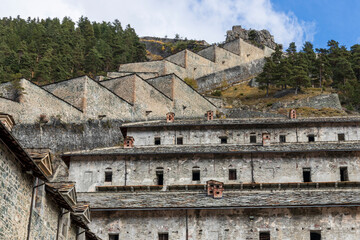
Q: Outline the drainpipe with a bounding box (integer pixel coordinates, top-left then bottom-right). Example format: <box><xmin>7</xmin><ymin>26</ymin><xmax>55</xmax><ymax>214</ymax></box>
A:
<box><xmin>27</xmin><ymin>178</ymin><xmax>45</xmax><ymax>240</ymax></box>
<box><xmin>124</xmin><ymin>159</ymin><xmax>127</xmax><ymax>186</ymax></box>
<box><xmin>251</xmin><ymin>153</ymin><xmax>255</xmax><ymax>183</ymax></box>
<box><xmin>185</xmin><ymin>209</ymin><xmax>189</xmax><ymax>240</ymax></box>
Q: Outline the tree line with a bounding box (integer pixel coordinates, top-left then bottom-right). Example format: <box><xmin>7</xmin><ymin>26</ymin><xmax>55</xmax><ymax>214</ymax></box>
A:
<box><xmin>0</xmin><ymin>16</ymin><xmax>146</xmax><ymax>85</ymax></box>
<box><xmin>257</xmin><ymin>40</ymin><xmax>360</xmax><ymax>110</ymax></box>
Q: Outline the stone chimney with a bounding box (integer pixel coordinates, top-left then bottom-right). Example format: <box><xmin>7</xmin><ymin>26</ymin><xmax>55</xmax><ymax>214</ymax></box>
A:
<box><xmin>206</xmin><ymin>110</ymin><xmax>214</xmax><ymax>121</ymax></box>
<box><xmin>166</xmin><ymin>112</ymin><xmax>175</xmax><ymax>123</ymax></box>
<box><xmin>206</xmin><ymin>180</ymin><xmax>224</xmax><ymax>199</ymax></box>
<box><xmin>262</xmin><ymin>133</ymin><xmax>271</xmax><ymax>146</ymax></box>
<box><xmin>289</xmin><ymin>109</ymin><xmax>297</xmax><ymax>119</ymax></box>
<box><xmin>124</xmin><ymin>136</ymin><xmax>135</xmax><ymax>148</ymax></box>
<box><xmin>0</xmin><ymin>113</ymin><xmax>15</xmax><ymax>131</ymax></box>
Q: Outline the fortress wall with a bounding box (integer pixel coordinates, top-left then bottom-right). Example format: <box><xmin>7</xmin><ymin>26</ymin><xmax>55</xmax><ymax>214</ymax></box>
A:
<box><xmin>43</xmin><ymin>76</ymin><xmax>87</xmax><ymax>110</ymax></box>
<box><xmin>107</xmin><ymin>71</ymin><xmax>159</xmax><ymax>80</ymax></box>
<box><xmin>12</xmin><ymin>120</ymin><xmax>124</xmax><ymax>152</ymax></box>
<box><xmin>146</xmin><ymin>75</ymin><xmax>174</xmax><ymax>99</ymax></box>
<box><xmin>197</xmin><ymin>45</ymin><xmax>216</xmax><ymax>62</ymax></box>
<box><xmin>172</xmin><ymin>75</ymin><xmax>216</xmax><ymax>118</ymax></box>
<box><xmin>239</xmin><ymin>38</ymin><xmax>267</xmax><ymax>63</ymax></box>
<box><xmin>101</xmin><ymin>75</ymin><xmax>136</xmax><ymax>104</ymax></box>
<box><xmin>184</xmin><ymin>50</ymin><xmax>215</xmax><ymax>79</ymax></box>
<box><xmin>0</xmin><ymin>79</ymin><xmax>83</xmax><ymax>124</ymax></box>
<box><xmin>165</xmin><ymin>50</ymin><xmax>186</xmax><ymax>67</ymax></box>
<box><xmin>164</xmin><ymin>61</ymin><xmax>187</xmax><ymax>79</ymax></box>
<box><xmin>213</xmin><ymin>46</ymin><xmax>243</xmax><ymax>71</ymax></box>
<box><xmin>196</xmin><ymin>58</ymin><xmax>265</xmax><ymax>92</ymax></box>
<box><xmin>89</xmin><ymin>207</ymin><xmax>360</xmax><ymax>240</ymax></box>
<box><xmin>82</xmin><ymin>77</ymin><xmax>134</xmax><ymax>121</ymax></box>
<box><xmin>132</xmin><ymin>75</ymin><xmax>173</xmax><ymax>120</ymax></box>
<box><xmin>106</xmin><ymin>72</ymin><xmax>133</xmax><ymax>78</ymax></box>
<box><xmin>118</xmin><ymin>61</ymin><xmax>166</xmax><ymax>75</ymax></box>
<box><xmin>222</xmin><ymin>39</ymin><xmax>240</xmax><ymax>55</ymax></box>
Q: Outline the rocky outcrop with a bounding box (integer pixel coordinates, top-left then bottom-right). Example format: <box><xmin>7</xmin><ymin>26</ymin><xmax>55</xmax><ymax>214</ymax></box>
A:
<box><xmin>226</xmin><ymin>25</ymin><xmax>278</xmax><ymax>50</ymax></box>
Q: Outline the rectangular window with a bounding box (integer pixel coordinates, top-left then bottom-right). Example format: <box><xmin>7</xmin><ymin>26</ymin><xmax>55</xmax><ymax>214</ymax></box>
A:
<box><xmin>220</xmin><ymin>136</ymin><xmax>228</xmax><ymax>144</ymax></box>
<box><xmin>259</xmin><ymin>232</ymin><xmax>270</xmax><ymax>240</ymax></box>
<box><xmin>177</xmin><ymin>137</ymin><xmax>183</xmax><ymax>145</ymax></box>
<box><xmin>310</xmin><ymin>231</ymin><xmax>321</xmax><ymax>240</ymax></box>
<box><xmin>340</xmin><ymin>167</ymin><xmax>349</xmax><ymax>181</ymax></box>
<box><xmin>279</xmin><ymin>135</ymin><xmax>286</xmax><ymax>143</ymax></box>
<box><xmin>229</xmin><ymin>169</ymin><xmax>237</xmax><ymax>180</ymax></box>
<box><xmin>109</xmin><ymin>234</ymin><xmax>119</xmax><ymax>240</ymax></box>
<box><xmin>105</xmin><ymin>172</ymin><xmax>112</xmax><ymax>182</ymax></box>
<box><xmin>154</xmin><ymin>137</ymin><xmax>161</xmax><ymax>145</ymax></box>
<box><xmin>192</xmin><ymin>169</ymin><xmax>200</xmax><ymax>181</ymax></box>
<box><xmin>159</xmin><ymin>233</ymin><xmax>169</xmax><ymax>240</ymax></box>
<box><xmin>156</xmin><ymin>171</ymin><xmax>164</xmax><ymax>185</ymax></box>
<box><xmin>338</xmin><ymin>133</ymin><xmax>345</xmax><ymax>141</ymax></box>
<box><xmin>303</xmin><ymin>168</ymin><xmax>311</xmax><ymax>182</ymax></box>
<box><xmin>250</xmin><ymin>135</ymin><xmax>257</xmax><ymax>143</ymax></box>
<box><xmin>308</xmin><ymin>134</ymin><xmax>315</xmax><ymax>142</ymax></box>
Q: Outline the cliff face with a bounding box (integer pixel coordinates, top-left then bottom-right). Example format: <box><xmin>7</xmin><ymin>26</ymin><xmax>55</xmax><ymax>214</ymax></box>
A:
<box><xmin>226</xmin><ymin>25</ymin><xmax>278</xmax><ymax>50</ymax></box>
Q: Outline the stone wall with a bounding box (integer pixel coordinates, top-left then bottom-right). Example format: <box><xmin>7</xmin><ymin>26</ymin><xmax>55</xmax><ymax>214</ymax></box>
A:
<box><xmin>43</xmin><ymin>76</ymin><xmax>135</xmax><ymax>121</ymax></box>
<box><xmin>127</xmin><ymin>122</ymin><xmax>360</xmax><ymax>146</ymax></box>
<box><xmin>0</xmin><ymin>139</ymin><xmax>33</xmax><ymax>240</ymax></box>
<box><xmin>194</xmin><ymin>58</ymin><xmax>265</xmax><ymax>92</ymax></box>
<box><xmin>12</xmin><ymin>119</ymin><xmax>124</xmax><ymax>152</ymax></box>
<box><xmin>30</xmin><ymin>184</ymin><xmax>60</xmax><ymax>240</ymax></box>
<box><xmin>0</xmin><ymin>79</ymin><xmax>84</xmax><ymax>124</ymax></box>
<box><xmin>101</xmin><ymin>75</ymin><xmax>173</xmax><ymax>120</ymax></box>
<box><xmin>107</xmin><ymin>71</ymin><xmax>159</xmax><ymax>79</ymax></box>
<box><xmin>68</xmin><ymin>151</ymin><xmax>360</xmax><ymax>192</ymax></box>
<box><xmin>119</xmin><ymin>61</ymin><xmax>166</xmax><ymax>75</ymax></box>
<box><xmin>272</xmin><ymin>93</ymin><xmax>343</xmax><ymax>110</ymax></box>
<box><xmin>88</xmin><ymin>207</ymin><xmax>360</xmax><ymax>240</ymax></box>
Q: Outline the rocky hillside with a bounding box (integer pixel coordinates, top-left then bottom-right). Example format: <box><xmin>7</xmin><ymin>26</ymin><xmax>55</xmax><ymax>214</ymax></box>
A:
<box><xmin>226</xmin><ymin>25</ymin><xmax>278</xmax><ymax>49</ymax></box>
<box><xmin>140</xmin><ymin>37</ymin><xmax>209</xmax><ymax>60</ymax></box>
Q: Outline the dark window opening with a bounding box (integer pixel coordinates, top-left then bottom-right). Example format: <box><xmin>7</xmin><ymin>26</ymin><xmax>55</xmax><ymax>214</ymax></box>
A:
<box><xmin>303</xmin><ymin>168</ymin><xmax>311</xmax><ymax>182</ymax></box>
<box><xmin>220</xmin><ymin>136</ymin><xmax>228</xmax><ymax>144</ymax></box>
<box><xmin>308</xmin><ymin>134</ymin><xmax>315</xmax><ymax>142</ymax></box>
<box><xmin>192</xmin><ymin>169</ymin><xmax>200</xmax><ymax>181</ymax></box>
<box><xmin>156</xmin><ymin>171</ymin><xmax>164</xmax><ymax>185</ymax></box>
<box><xmin>154</xmin><ymin>137</ymin><xmax>161</xmax><ymax>145</ymax></box>
<box><xmin>279</xmin><ymin>135</ymin><xmax>286</xmax><ymax>143</ymax></box>
<box><xmin>105</xmin><ymin>172</ymin><xmax>112</xmax><ymax>182</ymax></box>
<box><xmin>159</xmin><ymin>233</ymin><xmax>169</xmax><ymax>240</ymax></box>
<box><xmin>177</xmin><ymin>137</ymin><xmax>183</xmax><ymax>145</ymax></box>
<box><xmin>250</xmin><ymin>135</ymin><xmax>257</xmax><ymax>143</ymax></box>
<box><xmin>259</xmin><ymin>232</ymin><xmax>270</xmax><ymax>240</ymax></box>
<box><xmin>310</xmin><ymin>231</ymin><xmax>321</xmax><ymax>240</ymax></box>
<box><xmin>338</xmin><ymin>133</ymin><xmax>345</xmax><ymax>141</ymax></box>
<box><xmin>229</xmin><ymin>169</ymin><xmax>237</xmax><ymax>180</ymax></box>
<box><xmin>109</xmin><ymin>234</ymin><xmax>119</xmax><ymax>240</ymax></box>
<box><xmin>340</xmin><ymin>167</ymin><xmax>349</xmax><ymax>181</ymax></box>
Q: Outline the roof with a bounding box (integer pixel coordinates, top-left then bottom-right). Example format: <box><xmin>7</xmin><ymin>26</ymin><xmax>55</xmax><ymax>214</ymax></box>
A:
<box><xmin>62</xmin><ymin>142</ymin><xmax>360</xmax><ymax>157</ymax></box>
<box><xmin>0</xmin><ymin>122</ymin><xmax>48</xmax><ymax>181</ymax></box>
<box><xmin>45</xmin><ymin>182</ymin><xmax>77</xmax><ymax>210</ymax></box>
<box><xmin>78</xmin><ymin>188</ymin><xmax>360</xmax><ymax>210</ymax></box>
<box><xmin>121</xmin><ymin>116</ymin><xmax>360</xmax><ymax>129</ymax></box>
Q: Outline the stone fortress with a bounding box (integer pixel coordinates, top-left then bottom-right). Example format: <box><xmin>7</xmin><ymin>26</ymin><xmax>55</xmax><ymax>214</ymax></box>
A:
<box><xmin>1</xmin><ymin>26</ymin><xmax>360</xmax><ymax>240</ymax></box>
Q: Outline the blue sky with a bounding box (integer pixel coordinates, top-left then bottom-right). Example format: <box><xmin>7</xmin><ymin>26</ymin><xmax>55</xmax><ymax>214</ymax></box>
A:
<box><xmin>271</xmin><ymin>0</ymin><xmax>360</xmax><ymax>49</ymax></box>
<box><xmin>0</xmin><ymin>0</ymin><xmax>359</xmax><ymax>50</ymax></box>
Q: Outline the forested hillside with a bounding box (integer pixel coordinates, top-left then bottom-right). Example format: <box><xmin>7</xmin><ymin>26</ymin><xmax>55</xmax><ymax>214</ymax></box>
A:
<box><xmin>0</xmin><ymin>16</ymin><xmax>146</xmax><ymax>85</ymax></box>
<box><xmin>257</xmin><ymin>40</ymin><xmax>360</xmax><ymax>110</ymax></box>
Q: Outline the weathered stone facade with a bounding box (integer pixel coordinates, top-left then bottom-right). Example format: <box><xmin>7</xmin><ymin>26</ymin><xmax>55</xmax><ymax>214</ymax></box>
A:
<box><xmin>62</xmin><ymin>116</ymin><xmax>360</xmax><ymax>240</ymax></box>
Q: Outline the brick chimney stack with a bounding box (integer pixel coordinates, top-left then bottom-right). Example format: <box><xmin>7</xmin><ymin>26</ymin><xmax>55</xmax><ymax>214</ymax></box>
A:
<box><xmin>289</xmin><ymin>109</ymin><xmax>297</xmax><ymax>119</ymax></box>
<box><xmin>206</xmin><ymin>110</ymin><xmax>214</xmax><ymax>121</ymax></box>
<box><xmin>124</xmin><ymin>136</ymin><xmax>135</xmax><ymax>148</ymax></box>
<box><xmin>206</xmin><ymin>180</ymin><xmax>224</xmax><ymax>199</ymax></box>
<box><xmin>262</xmin><ymin>133</ymin><xmax>271</xmax><ymax>146</ymax></box>
<box><xmin>166</xmin><ymin>112</ymin><xmax>175</xmax><ymax>123</ymax></box>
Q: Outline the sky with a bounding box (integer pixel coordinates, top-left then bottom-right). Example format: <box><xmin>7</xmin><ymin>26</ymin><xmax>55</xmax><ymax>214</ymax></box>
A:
<box><xmin>0</xmin><ymin>0</ymin><xmax>359</xmax><ymax>50</ymax></box>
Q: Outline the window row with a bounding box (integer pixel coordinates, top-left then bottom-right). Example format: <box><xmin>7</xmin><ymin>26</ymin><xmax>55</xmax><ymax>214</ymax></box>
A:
<box><xmin>103</xmin><ymin>166</ymin><xmax>350</xmax><ymax>185</ymax></box>
<box><xmin>109</xmin><ymin>230</ymin><xmax>321</xmax><ymax>240</ymax></box>
<box><xmin>152</xmin><ymin>133</ymin><xmax>347</xmax><ymax>145</ymax></box>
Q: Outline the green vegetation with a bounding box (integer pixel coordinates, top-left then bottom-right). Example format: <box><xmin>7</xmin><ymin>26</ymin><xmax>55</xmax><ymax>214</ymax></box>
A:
<box><xmin>257</xmin><ymin>40</ymin><xmax>360</xmax><ymax>110</ymax></box>
<box><xmin>0</xmin><ymin>16</ymin><xmax>146</xmax><ymax>85</ymax></box>
<box><xmin>184</xmin><ymin>77</ymin><xmax>198</xmax><ymax>89</ymax></box>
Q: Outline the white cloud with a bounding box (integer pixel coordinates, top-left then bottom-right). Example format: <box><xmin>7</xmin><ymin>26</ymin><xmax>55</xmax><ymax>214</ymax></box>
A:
<box><xmin>0</xmin><ymin>0</ymin><xmax>315</xmax><ymax>48</ymax></box>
